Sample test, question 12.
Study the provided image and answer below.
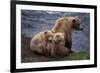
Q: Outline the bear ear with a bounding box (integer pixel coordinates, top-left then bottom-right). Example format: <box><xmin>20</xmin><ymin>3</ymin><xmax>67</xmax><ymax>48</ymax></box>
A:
<box><xmin>56</xmin><ymin>35</ymin><xmax>60</xmax><ymax>38</ymax></box>
<box><xmin>62</xmin><ymin>33</ymin><xmax>65</xmax><ymax>38</ymax></box>
<box><xmin>44</xmin><ymin>31</ymin><xmax>48</xmax><ymax>35</ymax></box>
<box><xmin>72</xmin><ymin>19</ymin><xmax>76</xmax><ymax>23</ymax></box>
<box><xmin>51</xmin><ymin>30</ymin><xmax>55</xmax><ymax>33</ymax></box>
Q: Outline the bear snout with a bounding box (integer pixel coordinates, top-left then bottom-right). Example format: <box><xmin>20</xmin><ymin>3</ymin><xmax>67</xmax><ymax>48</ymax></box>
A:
<box><xmin>48</xmin><ymin>37</ymin><xmax>53</xmax><ymax>42</ymax></box>
<box><xmin>78</xmin><ymin>26</ymin><xmax>83</xmax><ymax>31</ymax></box>
<box><xmin>79</xmin><ymin>27</ymin><xmax>83</xmax><ymax>31</ymax></box>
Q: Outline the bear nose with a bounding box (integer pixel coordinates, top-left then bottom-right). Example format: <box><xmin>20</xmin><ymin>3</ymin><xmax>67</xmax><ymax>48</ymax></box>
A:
<box><xmin>48</xmin><ymin>37</ymin><xmax>52</xmax><ymax>42</ymax></box>
<box><xmin>79</xmin><ymin>27</ymin><xmax>83</xmax><ymax>31</ymax></box>
<box><xmin>49</xmin><ymin>37</ymin><xmax>52</xmax><ymax>40</ymax></box>
<box><xmin>80</xmin><ymin>27</ymin><xmax>83</xmax><ymax>30</ymax></box>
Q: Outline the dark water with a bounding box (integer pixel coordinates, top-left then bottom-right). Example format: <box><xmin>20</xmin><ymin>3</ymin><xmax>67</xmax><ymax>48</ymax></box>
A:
<box><xmin>21</xmin><ymin>10</ymin><xmax>90</xmax><ymax>52</ymax></box>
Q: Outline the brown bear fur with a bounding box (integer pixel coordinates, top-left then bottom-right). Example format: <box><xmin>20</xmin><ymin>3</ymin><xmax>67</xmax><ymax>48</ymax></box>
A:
<box><xmin>51</xmin><ymin>16</ymin><xmax>82</xmax><ymax>52</ymax></box>
<box><xmin>30</xmin><ymin>31</ymin><xmax>69</xmax><ymax>57</ymax></box>
<box><xmin>30</xmin><ymin>30</ymin><xmax>54</xmax><ymax>55</ymax></box>
<box><xmin>53</xmin><ymin>32</ymin><xmax>69</xmax><ymax>57</ymax></box>
<box><xmin>45</xmin><ymin>32</ymin><xmax>70</xmax><ymax>57</ymax></box>
<box><xmin>42</xmin><ymin>31</ymin><xmax>54</xmax><ymax>56</ymax></box>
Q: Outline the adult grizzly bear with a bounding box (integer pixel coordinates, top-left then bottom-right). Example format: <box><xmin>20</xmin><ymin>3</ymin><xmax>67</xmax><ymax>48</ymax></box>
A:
<box><xmin>51</xmin><ymin>16</ymin><xmax>83</xmax><ymax>52</ymax></box>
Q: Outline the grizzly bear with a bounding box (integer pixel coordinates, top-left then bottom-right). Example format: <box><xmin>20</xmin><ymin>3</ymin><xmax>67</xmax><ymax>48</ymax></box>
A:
<box><xmin>51</xmin><ymin>16</ymin><xmax>83</xmax><ymax>52</ymax></box>
<box><xmin>30</xmin><ymin>30</ymin><xmax>54</xmax><ymax>55</ymax></box>
<box><xmin>53</xmin><ymin>32</ymin><xmax>69</xmax><ymax>57</ymax></box>
<box><xmin>42</xmin><ymin>31</ymin><xmax>54</xmax><ymax>56</ymax></box>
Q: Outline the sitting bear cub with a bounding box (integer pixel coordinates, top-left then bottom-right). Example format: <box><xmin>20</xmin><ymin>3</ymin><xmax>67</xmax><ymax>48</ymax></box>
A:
<box><xmin>53</xmin><ymin>32</ymin><xmax>70</xmax><ymax>57</ymax></box>
<box><xmin>30</xmin><ymin>30</ymin><xmax>53</xmax><ymax>55</ymax></box>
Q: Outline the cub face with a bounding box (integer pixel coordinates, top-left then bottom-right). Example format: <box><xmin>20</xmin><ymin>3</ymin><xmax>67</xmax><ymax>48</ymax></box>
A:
<box><xmin>53</xmin><ymin>32</ymin><xmax>65</xmax><ymax>46</ymax></box>
<box><xmin>44</xmin><ymin>30</ymin><xmax>54</xmax><ymax>43</ymax></box>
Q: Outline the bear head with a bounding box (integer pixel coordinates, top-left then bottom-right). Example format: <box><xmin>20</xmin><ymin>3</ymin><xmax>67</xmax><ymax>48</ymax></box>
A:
<box><xmin>53</xmin><ymin>32</ymin><xmax>65</xmax><ymax>45</ymax></box>
<box><xmin>44</xmin><ymin>31</ymin><xmax>54</xmax><ymax>43</ymax></box>
<box><xmin>71</xmin><ymin>16</ymin><xmax>83</xmax><ymax>31</ymax></box>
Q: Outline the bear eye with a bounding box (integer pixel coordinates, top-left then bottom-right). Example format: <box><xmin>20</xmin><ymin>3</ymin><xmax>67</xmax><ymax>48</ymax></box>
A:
<box><xmin>56</xmin><ymin>35</ymin><xmax>60</xmax><ymax>38</ymax></box>
<box><xmin>72</xmin><ymin>19</ymin><xmax>76</xmax><ymax>23</ymax></box>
